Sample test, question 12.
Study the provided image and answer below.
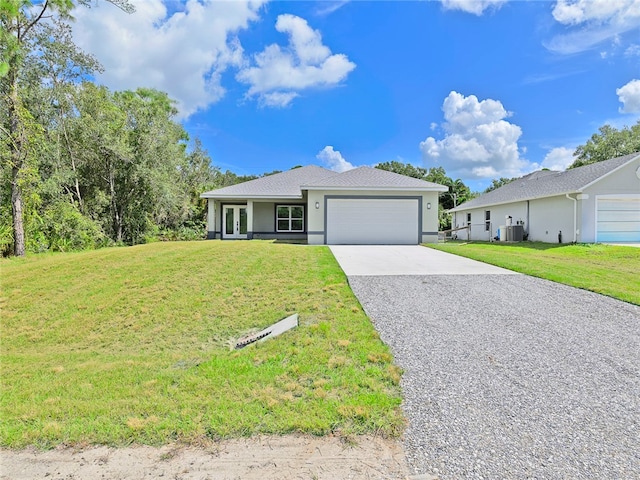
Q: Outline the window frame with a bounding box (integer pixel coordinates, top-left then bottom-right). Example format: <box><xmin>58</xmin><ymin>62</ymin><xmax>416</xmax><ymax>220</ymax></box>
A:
<box><xmin>485</xmin><ymin>210</ymin><xmax>491</xmax><ymax>231</ymax></box>
<box><xmin>276</xmin><ymin>205</ymin><xmax>305</xmax><ymax>233</ymax></box>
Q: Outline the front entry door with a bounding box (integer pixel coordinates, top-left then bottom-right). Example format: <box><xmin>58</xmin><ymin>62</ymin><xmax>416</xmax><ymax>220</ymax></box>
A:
<box><xmin>223</xmin><ymin>206</ymin><xmax>247</xmax><ymax>239</ymax></box>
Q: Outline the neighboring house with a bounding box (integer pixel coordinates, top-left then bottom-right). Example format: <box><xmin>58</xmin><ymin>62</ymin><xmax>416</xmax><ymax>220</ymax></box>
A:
<box><xmin>449</xmin><ymin>152</ymin><xmax>640</xmax><ymax>244</ymax></box>
<box><xmin>200</xmin><ymin>165</ymin><xmax>448</xmax><ymax>244</ymax></box>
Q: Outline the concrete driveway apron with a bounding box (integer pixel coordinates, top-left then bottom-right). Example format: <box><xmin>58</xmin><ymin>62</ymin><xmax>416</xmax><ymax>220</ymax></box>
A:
<box><xmin>329</xmin><ymin>245</ymin><xmax>640</xmax><ymax>480</ymax></box>
<box><xmin>329</xmin><ymin>245</ymin><xmax>518</xmax><ymax>276</ymax></box>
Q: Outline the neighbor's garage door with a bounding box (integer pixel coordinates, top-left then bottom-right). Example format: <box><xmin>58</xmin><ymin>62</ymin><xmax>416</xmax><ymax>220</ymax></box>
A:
<box><xmin>326</xmin><ymin>198</ymin><xmax>419</xmax><ymax>245</ymax></box>
<box><xmin>596</xmin><ymin>196</ymin><xmax>640</xmax><ymax>242</ymax></box>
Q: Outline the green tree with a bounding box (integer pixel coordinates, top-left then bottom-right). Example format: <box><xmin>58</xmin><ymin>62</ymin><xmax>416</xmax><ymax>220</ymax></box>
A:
<box><xmin>376</xmin><ymin>160</ymin><xmax>427</xmax><ymax>179</ymax></box>
<box><xmin>570</xmin><ymin>121</ymin><xmax>640</xmax><ymax>168</ymax></box>
<box><xmin>31</xmin><ymin>20</ymin><xmax>102</xmax><ymax>213</ymax></box>
<box><xmin>68</xmin><ymin>84</ymin><xmax>190</xmax><ymax>244</ymax></box>
<box><xmin>484</xmin><ymin>177</ymin><xmax>515</xmax><ymax>193</ymax></box>
<box><xmin>0</xmin><ymin>0</ymin><xmax>132</xmax><ymax>256</ymax></box>
<box><xmin>180</xmin><ymin>138</ymin><xmax>218</xmax><ymax>227</ymax></box>
<box><xmin>116</xmin><ymin>88</ymin><xmax>190</xmax><ymax>242</ymax></box>
<box><xmin>70</xmin><ymin>82</ymin><xmax>133</xmax><ymax>243</ymax></box>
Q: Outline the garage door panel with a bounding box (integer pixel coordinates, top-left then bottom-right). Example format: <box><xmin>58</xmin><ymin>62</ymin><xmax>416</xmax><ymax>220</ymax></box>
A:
<box><xmin>597</xmin><ymin>210</ymin><xmax>640</xmax><ymax>222</ymax></box>
<box><xmin>598</xmin><ymin>231</ymin><xmax>640</xmax><ymax>242</ymax></box>
<box><xmin>596</xmin><ymin>196</ymin><xmax>640</xmax><ymax>243</ymax></box>
<box><xmin>598</xmin><ymin>199</ymin><xmax>640</xmax><ymax>211</ymax></box>
<box><xmin>597</xmin><ymin>221</ymin><xmax>640</xmax><ymax>232</ymax></box>
<box><xmin>327</xmin><ymin>198</ymin><xmax>419</xmax><ymax>245</ymax></box>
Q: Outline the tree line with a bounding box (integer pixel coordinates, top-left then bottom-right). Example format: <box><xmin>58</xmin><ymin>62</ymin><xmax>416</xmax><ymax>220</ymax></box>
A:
<box><xmin>1</xmin><ymin>1</ymin><xmax>256</xmax><ymax>256</ymax></box>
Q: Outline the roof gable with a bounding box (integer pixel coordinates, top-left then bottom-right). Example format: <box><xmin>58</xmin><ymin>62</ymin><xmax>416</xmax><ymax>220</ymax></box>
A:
<box><xmin>451</xmin><ymin>152</ymin><xmax>640</xmax><ymax>211</ymax></box>
<box><xmin>201</xmin><ymin>165</ymin><xmax>337</xmax><ymax>199</ymax></box>
<box><xmin>304</xmin><ymin>166</ymin><xmax>449</xmax><ymax>191</ymax></box>
<box><xmin>202</xmin><ymin>165</ymin><xmax>449</xmax><ymax>198</ymax></box>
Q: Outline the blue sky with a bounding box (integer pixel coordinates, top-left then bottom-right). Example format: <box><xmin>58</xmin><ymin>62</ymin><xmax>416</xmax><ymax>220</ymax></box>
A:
<box><xmin>71</xmin><ymin>0</ymin><xmax>640</xmax><ymax>191</ymax></box>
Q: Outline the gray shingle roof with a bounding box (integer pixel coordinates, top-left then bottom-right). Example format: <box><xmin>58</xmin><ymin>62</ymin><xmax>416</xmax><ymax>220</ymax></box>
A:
<box><xmin>450</xmin><ymin>152</ymin><xmax>640</xmax><ymax>212</ymax></box>
<box><xmin>201</xmin><ymin>165</ymin><xmax>337</xmax><ymax>198</ymax></box>
<box><xmin>201</xmin><ymin>165</ymin><xmax>449</xmax><ymax>198</ymax></box>
<box><xmin>303</xmin><ymin>166</ymin><xmax>449</xmax><ymax>191</ymax></box>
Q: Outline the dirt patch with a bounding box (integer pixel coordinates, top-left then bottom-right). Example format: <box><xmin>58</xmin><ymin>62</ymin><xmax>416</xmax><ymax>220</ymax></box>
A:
<box><xmin>0</xmin><ymin>434</ymin><xmax>412</xmax><ymax>480</ymax></box>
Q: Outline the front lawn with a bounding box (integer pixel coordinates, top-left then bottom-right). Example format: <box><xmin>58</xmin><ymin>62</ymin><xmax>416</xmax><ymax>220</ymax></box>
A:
<box><xmin>428</xmin><ymin>241</ymin><xmax>640</xmax><ymax>305</ymax></box>
<box><xmin>0</xmin><ymin>241</ymin><xmax>404</xmax><ymax>448</ymax></box>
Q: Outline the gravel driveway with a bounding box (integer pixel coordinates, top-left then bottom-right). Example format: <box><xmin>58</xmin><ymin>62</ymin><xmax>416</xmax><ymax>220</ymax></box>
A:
<box><xmin>340</xmin><ymin>250</ymin><xmax>640</xmax><ymax>479</ymax></box>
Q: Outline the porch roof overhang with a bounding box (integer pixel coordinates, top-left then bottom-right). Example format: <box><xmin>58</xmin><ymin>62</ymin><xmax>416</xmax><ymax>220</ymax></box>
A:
<box><xmin>199</xmin><ymin>193</ymin><xmax>304</xmax><ymax>200</ymax></box>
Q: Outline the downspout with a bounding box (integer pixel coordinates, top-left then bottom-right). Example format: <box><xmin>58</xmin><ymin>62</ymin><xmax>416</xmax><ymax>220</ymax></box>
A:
<box><xmin>565</xmin><ymin>194</ymin><xmax>577</xmax><ymax>243</ymax></box>
<box><xmin>526</xmin><ymin>200</ymin><xmax>529</xmax><ymax>239</ymax></box>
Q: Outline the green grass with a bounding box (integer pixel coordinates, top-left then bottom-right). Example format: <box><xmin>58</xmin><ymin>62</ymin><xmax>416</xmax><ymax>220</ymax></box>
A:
<box><xmin>428</xmin><ymin>241</ymin><xmax>640</xmax><ymax>305</ymax></box>
<box><xmin>0</xmin><ymin>241</ymin><xmax>404</xmax><ymax>448</ymax></box>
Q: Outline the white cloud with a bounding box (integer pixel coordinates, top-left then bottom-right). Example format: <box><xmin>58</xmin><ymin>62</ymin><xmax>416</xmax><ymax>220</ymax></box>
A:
<box><xmin>440</xmin><ymin>0</ymin><xmax>508</xmax><ymax>16</ymax></box>
<box><xmin>420</xmin><ymin>91</ymin><xmax>527</xmax><ymax>179</ymax></box>
<box><xmin>552</xmin><ymin>0</ymin><xmax>637</xmax><ymax>25</ymax></box>
<box><xmin>316</xmin><ymin>146</ymin><xmax>354</xmax><ymax>172</ymax></box>
<box><xmin>315</xmin><ymin>1</ymin><xmax>350</xmax><ymax>17</ymax></box>
<box><xmin>522</xmin><ymin>70</ymin><xmax>584</xmax><ymax>85</ymax></box>
<box><xmin>236</xmin><ymin>14</ymin><xmax>356</xmax><ymax>107</ymax></box>
<box><xmin>617</xmin><ymin>79</ymin><xmax>640</xmax><ymax>113</ymax></box>
<box><xmin>259</xmin><ymin>92</ymin><xmax>300</xmax><ymax>108</ymax></box>
<box><xmin>71</xmin><ymin>0</ymin><xmax>266</xmax><ymax>118</ymax></box>
<box><xmin>625</xmin><ymin>44</ymin><xmax>640</xmax><ymax>56</ymax></box>
<box><xmin>539</xmin><ymin>147</ymin><xmax>575</xmax><ymax>171</ymax></box>
<box><xmin>546</xmin><ymin>0</ymin><xmax>640</xmax><ymax>54</ymax></box>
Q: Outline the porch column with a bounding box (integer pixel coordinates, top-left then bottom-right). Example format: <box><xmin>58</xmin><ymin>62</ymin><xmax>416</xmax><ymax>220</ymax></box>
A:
<box><xmin>246</xmin><ymin>200</ymin><xmax>254</xmax><ymax>239</ymax></box>
<box><xmin>207</xmin><ymin>199</ymin><xmax>215</xmax><ymax>239</ymax></box>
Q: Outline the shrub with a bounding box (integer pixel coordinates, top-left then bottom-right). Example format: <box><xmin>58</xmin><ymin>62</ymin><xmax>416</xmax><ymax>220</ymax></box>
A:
<box><xmin>40</xmin><ymin>202</ymin><xmax>109</xmax><ymax>252</ymax></box>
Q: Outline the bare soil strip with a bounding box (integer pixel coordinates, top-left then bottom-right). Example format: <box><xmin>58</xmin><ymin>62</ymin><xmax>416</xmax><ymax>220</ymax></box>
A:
<box><xmin>0</xmin><ymin>434</ymin><xmax>411</xmax><ymax>480</ymax></box>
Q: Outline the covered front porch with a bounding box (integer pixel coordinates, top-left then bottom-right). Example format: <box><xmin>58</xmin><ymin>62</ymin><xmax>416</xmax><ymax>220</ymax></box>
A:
<box><xmin>206</xmin><ymin>198</ymin><xmax>309</xmax><ymax>241</ymax></box>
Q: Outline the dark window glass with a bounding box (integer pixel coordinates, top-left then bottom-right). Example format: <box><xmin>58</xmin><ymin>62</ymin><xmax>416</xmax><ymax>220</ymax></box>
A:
<box><xmin>276</xmin><ymin>205</ymin><xmax>304</xmax><ymax>232</ymax></box>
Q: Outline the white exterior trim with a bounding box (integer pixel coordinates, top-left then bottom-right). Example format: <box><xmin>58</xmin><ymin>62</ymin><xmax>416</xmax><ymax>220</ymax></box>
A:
<box><xmin>303</xmin><ymin>185</ymin><xmax>447</xmax><ymax>192</ymax></box>
<box><xmin>201</xmin><ymin>194</ymin><xmax>302</xmax><ymax>200</ymax></box>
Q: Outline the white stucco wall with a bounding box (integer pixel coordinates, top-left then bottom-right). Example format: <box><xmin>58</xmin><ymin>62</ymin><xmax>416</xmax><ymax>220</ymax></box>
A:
<box><xmin>454</xmin><ymin>197</ymin><xmax>578</xmax><ymax>244</ymax></box>
<box><xmin>528</xmin><ymin>195</ymin><xmax>575</xmax><ymax>243</ymax></box>
<box><xmin>306</xmin><ymin>189</ymin><xmax>441</xmax><ymax>245</ymax></box>
<box><xmin>452</xmin><ymin>202</ymin><xmax>527</xmax><ymax>241</ymax></box>
<box><xmin>580</xmin><ymin>156</ymin><xmax>640</xmax><ymax>242</ymax></box>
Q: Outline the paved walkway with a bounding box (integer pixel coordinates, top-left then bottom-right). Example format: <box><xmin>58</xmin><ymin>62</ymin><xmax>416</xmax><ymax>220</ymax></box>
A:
<box><xmin>329</xmin><ymin>245</ymin><xmax>517</xmax><ymax>276</ymax></box>
<box><xmin>330</xmin><ymin>245</ymin><xmax>640</xmax><ymax>479</ymax></box>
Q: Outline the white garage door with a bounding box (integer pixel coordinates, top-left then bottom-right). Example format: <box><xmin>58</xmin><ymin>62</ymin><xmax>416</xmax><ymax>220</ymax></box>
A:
<box><xmin>326</xmin><ymin>198</ymin><xmax>419</xmax><ymax>245</ymax></box>
<box><xmin>596</xmin><ymin>196</ymin><xmax>640</xmax><ymax>242</ymax></box>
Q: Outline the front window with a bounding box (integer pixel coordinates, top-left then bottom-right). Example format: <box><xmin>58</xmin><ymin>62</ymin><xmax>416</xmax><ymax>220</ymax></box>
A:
<box><xmin>277</xmin><ymin>205</ymin><xmax>304</xmax><ymax>232</ymax></box>
<box><xmin>485</xmin><ymin>210</ymin><xmax>490</xmax><ymax>231</ymax></box>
